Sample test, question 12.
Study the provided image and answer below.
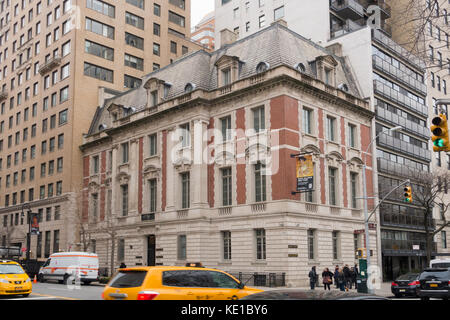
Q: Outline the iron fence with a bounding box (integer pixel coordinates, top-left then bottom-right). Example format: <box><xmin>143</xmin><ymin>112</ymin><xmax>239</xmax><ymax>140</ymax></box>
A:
<box><xmin>229</xmin><ymin>272</ymin><xmax>286</xmax><ymax>287</ymax></box>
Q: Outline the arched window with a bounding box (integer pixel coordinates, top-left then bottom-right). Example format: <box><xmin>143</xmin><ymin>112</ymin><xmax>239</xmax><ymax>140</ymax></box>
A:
<box><xmin>256</xmin><ymin>61</ymin><xmax>270</xmax><ymax>73</ymax></box>
<box><xmin>184</xmin><ymin>82</ymin><xmax>196</xmax><ymax>93</ymax></box>
<box><xmin>337</xmin><ymin>83</ymin><xmax>349</xmax><ymax>92</ymax></box>
<box><xmin>294</xmin><ymin>62</ymin><xmax>306</xmax><ymax>73</ymax></box>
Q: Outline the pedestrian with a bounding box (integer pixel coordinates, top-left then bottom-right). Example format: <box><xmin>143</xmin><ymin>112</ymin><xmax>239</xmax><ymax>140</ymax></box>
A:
<box><xmin>322</xmin><ymin>268</ymin><xmax>333</xmax><ymax>290</ymax></box>
<box><xmin>337</xmin><ymin>268</ymin><xmax>346</xmax><ymax>292</ymax></box>
<box><xmin>119</xmin><ymin>262</ymin><xmax>126</xmax><ymax>269</ymax></box>
<box><xmin>308</xmin><ymin>266</ymin><xmax>318</xmax><ymax>290</ymax></box>
<box><xmin>333</xmin><ymin>265</ymin><xmax>340</xmax><ymax>289</ymax></box>
<box><xmin>351</xmin><ymin>267</ymin><xmax>357</xmax><ymax>290</ymax></box>
<box><xmin>343</xmin><ymin>264</ymin><xmax>351</xmax><ymax>291</ymax></box>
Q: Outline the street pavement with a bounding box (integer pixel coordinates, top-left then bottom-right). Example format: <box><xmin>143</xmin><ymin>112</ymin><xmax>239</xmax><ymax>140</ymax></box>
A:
<box><xmin>0</xmin><ymin>281</ymin><xmax>429</xmax><ymax>300</ymax></box>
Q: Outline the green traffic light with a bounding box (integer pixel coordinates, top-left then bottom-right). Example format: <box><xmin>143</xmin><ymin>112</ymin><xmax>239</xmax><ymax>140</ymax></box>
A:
<box><xmin>434</xmin><ymin>139</ymin><xmax>445</xmax><ymax>147</ymax></box>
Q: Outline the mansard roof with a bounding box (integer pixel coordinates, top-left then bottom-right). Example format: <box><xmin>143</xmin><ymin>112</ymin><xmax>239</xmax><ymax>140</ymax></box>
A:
<box><xmin>87</xmin><ymin>22</ymin><xmax>362</xmax><ymax>136</ymax></box>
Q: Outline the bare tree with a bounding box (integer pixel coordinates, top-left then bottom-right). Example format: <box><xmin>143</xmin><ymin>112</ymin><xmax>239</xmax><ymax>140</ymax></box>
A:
<box><xmin>407</xmin><ymin>168</ymin><xmax>450</xmax><ymax>263</ymax></box>
<box><xmin>388</xmin><ymin>0</ymin><xmax>450</xmax><ymax>72</ymax></box>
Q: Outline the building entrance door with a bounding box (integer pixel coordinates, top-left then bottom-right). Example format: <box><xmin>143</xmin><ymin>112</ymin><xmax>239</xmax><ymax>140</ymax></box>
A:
<box><xmin>147</xmin><ymin>235</ymin><xmax>155</xmax><ymax>266</ymax></box>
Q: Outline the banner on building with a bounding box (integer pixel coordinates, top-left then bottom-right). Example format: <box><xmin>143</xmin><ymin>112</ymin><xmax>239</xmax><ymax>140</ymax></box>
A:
<box><xmin>30</xmin><ymin>213</ymin><xmax>39</xmax><ymax>235</ymax></box>
<box><xmin>296</xmin><ymin>154</ymin><xmax>314</xmax><ymax>192</ymax></box>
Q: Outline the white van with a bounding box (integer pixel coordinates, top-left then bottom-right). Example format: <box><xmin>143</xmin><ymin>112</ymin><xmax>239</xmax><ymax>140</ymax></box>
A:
<box><xmin>430</xmin><ymin>258</ymin><xmax>450</xmax><ymax>269</ymax></box>
<box><xmin>38</xmin><ymin>252</ymin><xmax>99</xmax><ymax>285</ymax></box>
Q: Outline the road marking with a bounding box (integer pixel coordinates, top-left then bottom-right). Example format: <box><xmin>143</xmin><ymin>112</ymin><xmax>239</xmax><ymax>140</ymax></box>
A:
<box><xmin>30</xmin><ymin>292</ymin><xmax>79</xmax><ymax>300</ymax></box>
<box><xmin>7</xmin><ymin>296</ymin><xmax>60</xmax><ymax>300</ymax></box>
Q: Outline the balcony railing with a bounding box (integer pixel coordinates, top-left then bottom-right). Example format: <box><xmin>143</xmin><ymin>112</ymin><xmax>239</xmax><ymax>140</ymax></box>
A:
<box><xmin>38</xmin><ymin>55</ymin><xmax>61</xmax><ymax>75</ymax></box>
<box><xmin>331</xmin><ymin>18</ymin><xmax>364</xmax><ymax>38</ymax></box>
<box><xmin>372</xmin><ymin>29</ymin><xmax>426</xmax><ymax>71</ymax></box>
<box><xmin>382</xmin><ymin>239</ymin><xmax>437</xmax><ymax>255</ymax></box>
<box><xmin>373</xmin><ymin>80</ymin><xmax>428</xmax><ymax>117</ymax></box>
<box><xmin>377</xmin><ymin>133</ymin><xmax>431</xmax><ymax>162</ymax></box>
<box><xmin>330</xmin><ymin>0</ymin><xmax>365</xmax><ymax>20</ymax></box>
<box><xmin>372</xmin><ymin>55</ymin><xmax>427</xmax><ymax>96</ymax></box>
<box><xmin>375</xmin><ymin>105</ymin><xmax>429</xmax><ymax>140</ymax></box>
<box><xmin>380</xmin><ymin>213</ymin><xmax>435</xmax><ymax>231</ymax></box>
<box><xmin>377</xmin><ymin>157</ymin><xmax>423</xmax><ymax>179</ymax></box>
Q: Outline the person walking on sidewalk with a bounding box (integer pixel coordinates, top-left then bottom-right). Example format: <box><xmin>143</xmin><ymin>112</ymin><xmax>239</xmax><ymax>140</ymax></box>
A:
<box><xmin>333</xmin><ymin>265</ymin><xmax>339</xmax><ymax>289</ymax></box>
<box><xmin>337</xmin><ymin>268</ymin><xmax>346</xmax><ymax>292</ymax></box>
<box><xmin>350</xmin><ymin>267</ymin><xmax>358</xmax><ymax>290</ymax></box>
<box><xmin>343</xmin><ymin>264</ymin><xmax>351</xmax><ymax>291</ymax></box>
<box><xmin>309</xmin><ymin>266</ymin><xmax>318</xmax><ymax>290</ymax></box>
<box><xmin>322</xmin><ymin>268</ymin><xmax>333</xmax><ymax>290</ymax></box>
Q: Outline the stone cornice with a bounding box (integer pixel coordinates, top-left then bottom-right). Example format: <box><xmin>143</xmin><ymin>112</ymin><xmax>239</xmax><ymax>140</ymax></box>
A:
<box><xmin>0</xmin><ymin>195</ymin><xmax>70</xmax><ymax>214</ymax></box>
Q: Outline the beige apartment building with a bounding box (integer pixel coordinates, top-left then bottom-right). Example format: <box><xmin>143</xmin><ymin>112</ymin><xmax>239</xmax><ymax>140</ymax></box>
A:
<box><xmin>388</xmin><ymin>0</ymin><xmax>450</xmax><ymax>258</ymax></box>
<box><xmin>80</xmin><ymin>23</ymin><xmax>377</xmax><ymax>285</ymax></box>
<box><xmin>0</xmin><ymin>0</ymin><xmax>202</xmax><ymax>261</ymax></box>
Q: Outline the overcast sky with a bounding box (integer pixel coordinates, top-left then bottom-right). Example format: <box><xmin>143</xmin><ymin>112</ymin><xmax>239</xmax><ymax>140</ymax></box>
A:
<box><xmin>191</xmin><ymin>0</ymin><xmax>215</xmax><ymax>26</ymax></box>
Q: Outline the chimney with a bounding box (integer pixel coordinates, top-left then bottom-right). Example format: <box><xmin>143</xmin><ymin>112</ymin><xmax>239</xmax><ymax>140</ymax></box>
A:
<box><xmin>271</xmin><ymin>19</ymin><xmax>288</xmax><ymax>28</ymax></box>
<box><xmin>220</xmin><ymin>29</ymin><xmax>237</xmax><ymax>47</ymax></box>
<box><xmin>326</xmin><ymin>43</ymin><xmax>343</xmax><ymax>57</ymax></box>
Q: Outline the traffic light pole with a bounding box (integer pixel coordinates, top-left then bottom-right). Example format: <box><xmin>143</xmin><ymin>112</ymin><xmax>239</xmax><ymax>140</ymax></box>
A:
<box><xmin>362</xmin><ymin>125</ymin><xmax>401</xmax><ymax>294</ymax></box>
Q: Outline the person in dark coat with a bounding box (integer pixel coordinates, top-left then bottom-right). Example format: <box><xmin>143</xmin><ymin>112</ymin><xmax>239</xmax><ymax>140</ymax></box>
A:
<box><xmin>333</xmin><ymin>265</ymin><xmax>340</xmax><ymax>289</ymax></box>
<box><xmin>343</xmin><ymin>264</ymin><xmax>351</xmax><ymax>290</ymax></box>
<box><xmin>119</xmin><ymin>262</ymin><xmax>127</xmax><ymax>269</ymax></box>
<box><xmin>350</xmin><ymin>267</ymin><xmax>358</xmax><ymax>289</ymax></box>
<box><xmin>322</xmin><ymin>268</ymin><xmax>334</xmax><ymax>290</ymax></box>
<box><xmin>308</xmin><ymin>266</ymin><xmax>318</xmax><ymax>290</ymax></box>
<box><xmin>337</xmin><ymin>268</ymin><xmax>346</xmax><ymax>291</ymax></box>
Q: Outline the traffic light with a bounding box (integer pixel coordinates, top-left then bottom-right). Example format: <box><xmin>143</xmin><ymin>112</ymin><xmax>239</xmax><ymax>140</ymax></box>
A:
<box><xmin>404</xmin><ymin>186</ymin><xmax>412</xmax><ymax>203</ymax></box>
<box><xmin>356</xmin><ymin>248</ymin><xmax>367</xmax><ymax>259</ymax></box>
<box><xmin>431</xmin><ymin>114</ymin><xmax>450</xmax><ymax>152</ymax></box>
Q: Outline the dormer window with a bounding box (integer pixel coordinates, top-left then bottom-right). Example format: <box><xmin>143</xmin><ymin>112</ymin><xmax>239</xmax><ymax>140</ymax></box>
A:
<box><xmin>256</xmin><ymin>61</ymin><xmax>269</xmax><ymax>73</ymax></box>
<box><xmin>315</xmin><ymin>55</ymin><xmax>338</xmax><ymax>87</ymax></box>
<box><xmin>337</xmin><ymin>83</ymin><xmax>349</xmax><ymax>92</ymax></box>
<box><xmin>294</xmin><ymin>62</ymin><xmax>306</xmax><ymax>73</ymax></box>
<box><xmin>184</xmin><ymin>82</ymin><xmax>196</xmax><ymax>93</ymax></box>
<box><xmin>215</xmin><ymin>55</ymin><xmax>241</xmax><ymax>87</ymax></box>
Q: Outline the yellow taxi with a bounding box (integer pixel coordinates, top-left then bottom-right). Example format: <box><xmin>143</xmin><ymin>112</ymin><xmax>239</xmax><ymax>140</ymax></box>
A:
<box><xmin>0</xmin><ymin>260</ymin><xmax>32</xmax><ymax>297</ymax></box>
<box><xmin>102</xmin><ymin>264</ymin><xmax>263</xmax><ymax>300</ymax></box>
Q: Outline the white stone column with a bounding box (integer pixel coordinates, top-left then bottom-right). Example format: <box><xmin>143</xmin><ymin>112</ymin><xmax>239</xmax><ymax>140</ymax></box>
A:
<box><xmin>192</xmin><ymin>119</ymin><xmax>209</xmax><ymax>208</ymax></box>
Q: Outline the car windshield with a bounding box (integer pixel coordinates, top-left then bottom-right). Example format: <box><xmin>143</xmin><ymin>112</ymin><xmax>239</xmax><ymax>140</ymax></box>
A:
<box><xmin>419</xmin><ymin>270</ymin><xmax>450</xmax><ymax>281</ymax></box>
<box><xmin>0</xmin><ymin>264</ymin><xmax>25</xmax><ymax>274</ymax></box>
<box><xmin>109</xmin><ymin>271</ymin><xmax>147</xmax><ymax>288</ymax></box>
<box><xmin>396</xmin><ymin>273</ymin><xmax>419</xmax><ymax>281</ymax></box>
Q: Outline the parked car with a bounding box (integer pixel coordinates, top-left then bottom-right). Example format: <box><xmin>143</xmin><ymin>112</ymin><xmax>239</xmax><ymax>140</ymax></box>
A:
<box><xmin>0</xmin><ymin>260</ymin><xmax>32</xmax><ymax>297</ymax></box>
<box><xmin>240</xmin><ymin>289</ymin><xmax>387</xmax><ymax>300</ymax></box>
<box><xmin>417</xmin><ymin>268</ymin><xmax>450</xmax><ymax>301</ymax></box>
<box><xmin>391</xmin><ymin>273</ymin><xmax>420</xmax><ymax>298</ymax></box>
<box><xmin>102</xmin><ymin>265</ymin><xmax>262</xmax><ymax>300</ymax></box>
<box><xmin>38</xmin><ymin>252</ymin><xmax>99</xmax><ymax>285</ymax></box>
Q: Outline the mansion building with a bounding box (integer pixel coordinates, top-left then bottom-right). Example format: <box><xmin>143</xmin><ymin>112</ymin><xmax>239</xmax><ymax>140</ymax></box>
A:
<box><xmin>80</xmin><ymin>22</ymin><xmax>375</xmax><ymax>286</ymax></box>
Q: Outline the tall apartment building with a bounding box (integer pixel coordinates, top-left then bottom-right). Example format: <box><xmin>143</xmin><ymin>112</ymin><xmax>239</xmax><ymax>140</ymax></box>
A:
<box><xmin>388</xmin><ymin>0</ymin><xmax>450</xmax><ymax>260</ymax></box>
<box><xmin>0</xmin><ymin>0</ymin><xmax>202</xmax><ymax>260</ymax></box>
<box><xmin>80</xmin><ymin>23</ymin><xmax>375</xmax><ymax>284</ymax></box>
<box><xmin>191</xmin><ymin>11</ymin><xmax>215</xmax><ymax>50</ymax></box>
<box><xmin>215</xmin><ymin>0</ymin><xmax>432</xmax><ymax>280</ymax></box>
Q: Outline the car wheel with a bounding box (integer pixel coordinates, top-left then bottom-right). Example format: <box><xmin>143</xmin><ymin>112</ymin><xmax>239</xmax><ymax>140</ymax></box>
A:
<box><xmin>63</xmin><ymin>274</ymin><xmax>70</xmax><ymax>285</ymax></box>
<box><xmin>38</xmin><ymin>274</ymin><xmax>45</xmax><ymax>283</ymax></box>
<box><xmin>394</xmin><ymin>293</ymin><xmax>402</xmax><ymax>298</ymax></box>
<box><xmin>82</xmin><ymin>281</ymin><xmax>91</xmax><ymax>285</ymax></box>
<box><xmin>22</xmin><ymin>294</ymin><xmax>30</xmax><ymax>297</ymax></box>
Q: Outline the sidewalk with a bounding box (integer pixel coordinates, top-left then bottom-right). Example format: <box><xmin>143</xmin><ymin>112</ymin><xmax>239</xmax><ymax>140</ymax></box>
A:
<box><xmin>254</xmin><ymin>282</ymin><xmax>393</xmax><ymax>297</ymax></box>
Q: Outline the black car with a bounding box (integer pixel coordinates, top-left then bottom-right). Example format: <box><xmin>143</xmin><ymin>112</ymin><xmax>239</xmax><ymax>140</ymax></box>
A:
<box><xmin>240</xmin><ymin>289</ymin><xmax>387</xmax><ymax>300</ymax></box>
<box><xmin>417</xmin><ymin>268</ymin><xmax>450</xmax><ymax>301</ymax></box>
<box><xmin>391</xmin><ymin>273</ymin><xmax>420</xmax><ymax>298</ymax></box>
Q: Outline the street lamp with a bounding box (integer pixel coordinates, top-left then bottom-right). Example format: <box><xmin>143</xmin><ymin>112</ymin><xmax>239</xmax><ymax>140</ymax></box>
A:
<box><xmin>361</xmin><ymin>125</ymin><xmax>402</xmax><ymax>292</ymax></box>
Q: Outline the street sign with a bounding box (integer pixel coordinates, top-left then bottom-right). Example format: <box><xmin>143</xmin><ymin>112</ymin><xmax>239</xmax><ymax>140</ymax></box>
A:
<box><xmin>30</xmin><ymin>213</ymin><xmax>39</xmax><ymax>235</ymax></box>
<box><xmin>296</xmin><ymin>154</ymin><xmax>314</xmax><ymax>192</ymax></box>
<box><xmin>412</xmin><ymin>245</ymin><xmax>420</xmax><ymax>250</ymax></box>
